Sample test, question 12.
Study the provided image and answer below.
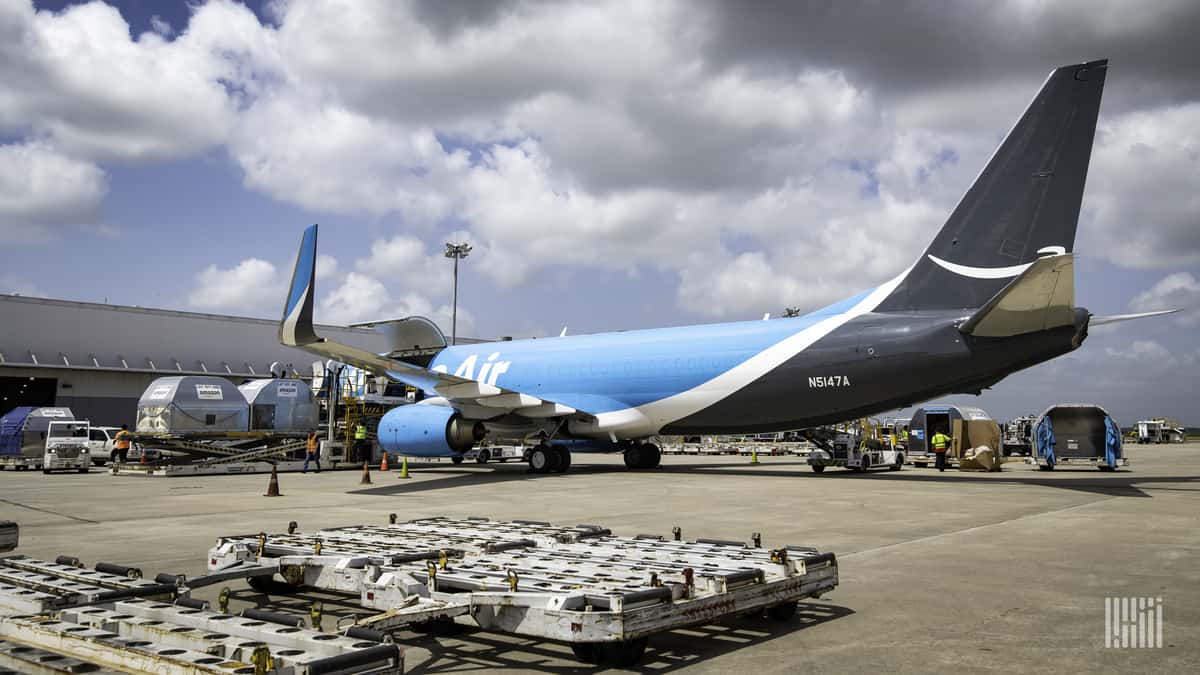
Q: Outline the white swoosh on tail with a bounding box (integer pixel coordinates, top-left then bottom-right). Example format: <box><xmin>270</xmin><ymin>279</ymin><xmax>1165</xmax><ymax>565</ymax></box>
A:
<box><xmin>926</xmin><ymin>255</ymin><xmax>1034</xmax><ymax>279</ymax></box>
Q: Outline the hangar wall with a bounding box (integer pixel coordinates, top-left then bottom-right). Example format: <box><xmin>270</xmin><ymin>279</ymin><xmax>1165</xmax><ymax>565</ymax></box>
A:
<box><xmin>0</xmin><ymin>295</ymin><xmax>394</xmax><ymax>428</ymax></box>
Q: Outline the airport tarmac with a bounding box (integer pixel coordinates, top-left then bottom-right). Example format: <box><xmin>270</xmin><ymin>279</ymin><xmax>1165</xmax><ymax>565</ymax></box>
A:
<box><xmin>2</xmin><ymin>443</ymin><xmax>1197</xmax><ymax>673</ymax></box>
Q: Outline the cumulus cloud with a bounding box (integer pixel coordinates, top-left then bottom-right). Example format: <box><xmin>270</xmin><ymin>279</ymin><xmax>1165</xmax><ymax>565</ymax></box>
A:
<box><xmin>187</xmin><ymin>257</ymin><xmax>284</xmax><ymax>314</ymax></box>
<box><xmin>1105</xmin><ymin>339</ymin><xmax>1178</xmax><ymax>366</ymax></box>
<box><xmin>2</xmin><ymin>0</ymin><xmax>1198</xmax><ymax>328</ymax></box>
<box><xmin>1130</xmin><ymin>272</ymin><xmax>1200</xmax><ymax>325</ymax></box>
<box><xmin>319</xmin><ymin>270</ymin><xmax>471</xmax><ymax>335</ymax></box>
<box><xmin>1083</xmin><ymin>104</ymin><xmax>1200</xmax><ymax>269</ymax></box>
<box><xmin>0</xmin><ymin>0</ymin><xmax>268</xmax><ymax>162</ymax></box>
<box><xmin>0</xmin><ymin>141</ymin><xmax>107</xmax><ymax>242</ymax></box>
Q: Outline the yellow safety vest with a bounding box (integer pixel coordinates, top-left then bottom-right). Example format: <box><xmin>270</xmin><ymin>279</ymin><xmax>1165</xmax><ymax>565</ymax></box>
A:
<box><xmin>931</xmin><ymin>433</ymin><xmax>950</xmax><ymax>451</ymax></box>
<box><xmin>355</xmin><ymin>426</ymin><xmax>367</xmax><ymax>440</ymax></box>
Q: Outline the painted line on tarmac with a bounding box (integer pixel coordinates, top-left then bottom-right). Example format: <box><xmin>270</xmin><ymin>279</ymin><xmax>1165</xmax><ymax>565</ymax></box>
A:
<box><xmin>841</xmin><ymin>496</ymin><xmax>1120</xmax><ymax>559</ymax></box>
<box><xmin>0</xmin><ymin>498</ymin><xmax>99</xmax><ymax>524</ymax></box>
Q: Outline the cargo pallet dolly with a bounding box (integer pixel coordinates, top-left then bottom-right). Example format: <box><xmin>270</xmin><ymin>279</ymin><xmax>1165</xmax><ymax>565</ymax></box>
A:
<box><xmin>208</xmin><ymin>515</ymin><xmax>840</xmax><ymax>667</ymax></box>
<box><xmin>111</xmin><ymin>431</ymin><xmax>321</xmax><ymax>477</ymax></box>
<box><xmin>0</xmin><ymin>552</ymin><xmax>402</xmax><ymax>673</ymax></box>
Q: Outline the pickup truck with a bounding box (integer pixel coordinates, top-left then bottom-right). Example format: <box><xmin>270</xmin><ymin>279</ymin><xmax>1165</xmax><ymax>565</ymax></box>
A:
<box><xmin>43</xmin><ymin>420</ymin><xmax>91</xmax><ymax>473</ymax></box>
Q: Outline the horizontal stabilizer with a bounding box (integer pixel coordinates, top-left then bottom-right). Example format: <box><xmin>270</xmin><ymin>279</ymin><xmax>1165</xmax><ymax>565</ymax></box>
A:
<box><xmin>958</xmin><ymin>255</ymin><xmax>1074</xmax><ymax>337</ymax></box>
<box><xmin>1090</xmin><ymin>309</ymin><xmax>1180</xmax><ymax>326</ymax></box>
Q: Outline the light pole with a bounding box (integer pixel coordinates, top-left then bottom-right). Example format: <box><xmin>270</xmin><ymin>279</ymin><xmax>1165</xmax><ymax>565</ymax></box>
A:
<box><xmin>444</xmin><ymin>242</ymin><xmax>472</xmax><ymax>345</ymax></box>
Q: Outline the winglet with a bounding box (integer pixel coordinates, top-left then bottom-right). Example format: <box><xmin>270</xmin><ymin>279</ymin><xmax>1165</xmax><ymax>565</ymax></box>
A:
<box><xmin>279</xmin><ymin>224</ymin><xmax>321</xmax><ymax>347</ymax></box>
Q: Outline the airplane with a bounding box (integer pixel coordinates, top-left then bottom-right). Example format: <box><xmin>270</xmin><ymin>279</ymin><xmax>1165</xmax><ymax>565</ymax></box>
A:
<box><xmin>279</xmin><ymin>59</ymin><xmax>1176</xmax><ymax>474</ymax></box>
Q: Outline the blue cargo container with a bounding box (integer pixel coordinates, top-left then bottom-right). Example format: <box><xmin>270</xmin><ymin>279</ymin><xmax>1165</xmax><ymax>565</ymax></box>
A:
<box><xmin>0</xmin><ymin>406</ymin><xmax>75</xmax><ymax>463</ymax></box>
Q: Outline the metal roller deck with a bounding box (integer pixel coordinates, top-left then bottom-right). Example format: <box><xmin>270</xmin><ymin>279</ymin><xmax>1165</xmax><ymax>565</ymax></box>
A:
<box><xmin>208</xmin><ymin>516</ymin><xmax>839</xmax><ymax>666</ymax></box>
<box><xmin>0</xmin><ymin>556</ymin><xmax>403</xmax><ymax>674</ymax></box>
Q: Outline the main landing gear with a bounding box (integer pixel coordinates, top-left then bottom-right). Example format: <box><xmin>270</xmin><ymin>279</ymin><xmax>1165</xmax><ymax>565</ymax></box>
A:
<box><xmin>623</xmin><ymin>442</ymin><xmax>661</xmax><ymax>470</ymax></box>
<box><xmin>527</xmin><ymin>443</ymin><xmax>571</xmax><ymax>474</ymax></box>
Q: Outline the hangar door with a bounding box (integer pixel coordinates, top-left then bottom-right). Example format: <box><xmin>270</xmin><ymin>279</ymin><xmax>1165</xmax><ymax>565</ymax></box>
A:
<box><xmin>0</xmin><ymin>376</ymin><xmax>57</xmax><ymax>414</ymax></box>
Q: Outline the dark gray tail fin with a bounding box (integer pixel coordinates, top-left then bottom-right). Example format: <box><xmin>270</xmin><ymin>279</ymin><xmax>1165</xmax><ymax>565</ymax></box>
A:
<box><xmin>878</xmin><ymin>59</ymin><xmax>1107</xmax><ymax>312</ymax></box>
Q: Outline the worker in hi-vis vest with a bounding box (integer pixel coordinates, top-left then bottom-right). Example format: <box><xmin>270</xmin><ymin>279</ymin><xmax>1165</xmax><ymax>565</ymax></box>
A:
<box><xmin>931</xmin><ymin>429</ymin><xmax>951</xmax><ymax>472</ymax></box>
<box><xmin>114</xmin><ymin>424</ymin><xmax>132</xmax><ymax>463</ymax></box>
<box><xmin>354</xmin><ymin>423</ymin><xmax>369</xmax><ymax>464</ymax></box>
<box><xmin>303</xmin><ymin>430</ymin><xmax>321</xmax><ymax>473</ymax></box>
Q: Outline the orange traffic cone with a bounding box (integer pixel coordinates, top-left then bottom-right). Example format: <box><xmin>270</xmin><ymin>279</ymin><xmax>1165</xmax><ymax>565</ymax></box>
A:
<box><xmin>264</xmin><ymin>466</ymin><xmax>282</xmax><ymax>497</ymax></box>
<box><xmin>380</xmin><ymin>453</ymin><xmax>389</xmax><ymax>472</ymax></box>
<box><xmin>360</xmin><ymin>462</ymin><xmax>372</xmax><ymax>485</ymax></box>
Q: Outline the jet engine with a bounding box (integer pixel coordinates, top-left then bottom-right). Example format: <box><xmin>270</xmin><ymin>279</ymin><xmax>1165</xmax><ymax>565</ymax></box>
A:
<box><xmin>376</xmin><ymin>404</ymin><xmax>484</xmax><ymax>457</ymax></box>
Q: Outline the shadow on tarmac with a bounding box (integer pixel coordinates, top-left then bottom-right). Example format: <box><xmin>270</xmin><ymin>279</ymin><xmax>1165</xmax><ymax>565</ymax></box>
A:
<box><xmin>231</xmin><ymin>585</ymin><xmax>853</xmax><ymax>673</ymax></box>
<box><xmin>348</xmin><ymin>458</ymin><xmax>1199</xmax><ymax>499</ymax></box>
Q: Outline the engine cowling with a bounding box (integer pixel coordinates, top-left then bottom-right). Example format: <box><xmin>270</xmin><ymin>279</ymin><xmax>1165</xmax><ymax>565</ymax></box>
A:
<box><xmin>377</xmin><ymin>404</ymin><xmax>484</xmax><ymax>457</ymax></box>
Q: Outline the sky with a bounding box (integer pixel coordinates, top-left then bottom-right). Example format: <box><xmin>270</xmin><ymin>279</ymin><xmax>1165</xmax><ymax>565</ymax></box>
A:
<box><xmin>1</xmin><ymin>0</ymin><xmax>1198</xmax><ymax>425</ymax></box>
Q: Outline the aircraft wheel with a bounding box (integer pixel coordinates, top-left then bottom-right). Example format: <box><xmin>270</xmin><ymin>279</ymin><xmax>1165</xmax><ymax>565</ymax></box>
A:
<box><xmin>529</xmin><ymin>445</ymin><xmax>554</xmax><ymax>474</ymax></box>
<box><xmin>623</xmin><ymin>445</ymin><xmax>643</xmax><ymax>469</ymax></box>
<box><xmin>552</xmin><ymin>445</ymin><xmax>571</xmax><ymax>473</ymax></box>
<box><xmin>451</xmin><ymin>455</ymin><xmax>464</xmax><ymax>465</ymax></box>
<box><xmin>641</xmin><ymin>443</ymin><xmax>661</xmax><ymax>468</ymax></box>
<box><xmin>475</xmin><ymin>449</ymin><xmax>490</xmax><ymax>464</ymax></box>
<box><xmin>811</xmin><ymin>464</ymin><xmax>825</xmax><ymax>473</ymax></box>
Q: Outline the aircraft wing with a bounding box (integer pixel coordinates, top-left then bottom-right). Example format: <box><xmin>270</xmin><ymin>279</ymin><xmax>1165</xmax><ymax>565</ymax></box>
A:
<box><xmin>279</xmin><ymin>225</ymin><xmax>583</xmax><ymax>418</ymax></box>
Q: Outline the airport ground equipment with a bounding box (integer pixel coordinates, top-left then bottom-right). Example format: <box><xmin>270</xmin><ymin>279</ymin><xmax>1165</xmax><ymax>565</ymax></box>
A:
<box><xmin>1135</xmin><ymin>418</ymin><xmax>1186</xmax><ymax>444</ymax></box>
<box><xmin>1001</xmin><ymin>415</ymin><xmax>1037</xmax><ymax>456</ymax></box>
<box><xmin>906</xmin><ymin>405</ymin><xmax>1002</xmax><ymax>470</ymax></box>
<box><xmin>240</xmin><ymin>378</ymin><xmax>319</xmax><ymax>432</ymax></box>
<box><xmin>0</xmin><ymin>555</ymin><xmax>404</xmax><ymax>673</ymax></box>
<box><xmin>42</xmin><ymin>420</ymin><xmax>92</xmax><ymax>473</ymax></box>
<box><xmin>1030</xmin><ymin>404</ymin><xmax>1126</xmax><ymax>471</ymax></box>
<box><xmin>805</xmin><ymin>419</ymin><xmax>903</xmax><ymax>473</ymax></box>
<box><xmin>0</xmin><ymin>406</ymin><xmax>75</xmax><ymax>471</ymax></box>
<box><xmin>207</xmin><ymin>515</ymin><xmax>839</xmax><ymax>666</ymax></box>
<box><xmin>111</xmin><ymin>431</ymin><xmax>331</xmax><ymax>476</ymax></box>
<box><xmin>464</xmin><ymin>444</ymin><xmax>523</xmax><ymax>463</ymax></box>
<box><xmin>136</xmin><ymin>376</ymin><xmax>250</xmax><ymax>434</ymax></box>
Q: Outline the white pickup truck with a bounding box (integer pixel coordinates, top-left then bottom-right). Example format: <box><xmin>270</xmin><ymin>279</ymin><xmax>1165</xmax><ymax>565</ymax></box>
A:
<box><xmin>43</xmin><ymin>420</ymin><xmax>91</xmax><ymax>473</ymax></box>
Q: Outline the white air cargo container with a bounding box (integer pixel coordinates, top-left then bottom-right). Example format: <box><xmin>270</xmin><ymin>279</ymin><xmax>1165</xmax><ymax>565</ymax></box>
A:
<box><xmin>135</xmin><ymin>376</ymin><xmax>249</xmax><ymax>434</ymax></box>
<box><xmin>238</xmin><ymin>378</ymin><xmax>318</xmax><ymax>432</ymax></box>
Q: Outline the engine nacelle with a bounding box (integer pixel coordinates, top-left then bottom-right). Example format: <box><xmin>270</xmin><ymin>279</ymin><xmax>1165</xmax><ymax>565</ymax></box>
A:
<box><xmin>377</xmin><ymin>404</ymin><xmax>484</xmax><ymax>457</ymax></box>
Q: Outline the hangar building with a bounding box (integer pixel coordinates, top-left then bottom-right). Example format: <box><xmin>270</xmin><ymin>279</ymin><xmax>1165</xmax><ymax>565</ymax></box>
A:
<box><xmin>0</xmin><ymin>294</ymin><xmax>394</xmax><ymax>428</ymax></box>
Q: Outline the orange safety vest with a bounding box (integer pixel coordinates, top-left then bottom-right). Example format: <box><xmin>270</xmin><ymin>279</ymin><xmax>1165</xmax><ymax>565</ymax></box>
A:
<box><xmin>307</xmin><ymin>436</ymin><xmax>319</xmax><ymax>452</ymax></box>
<box><xmin>115</xmin><ymin>430</ymin><xmax>132</xmax><ymax>450</ymax></box>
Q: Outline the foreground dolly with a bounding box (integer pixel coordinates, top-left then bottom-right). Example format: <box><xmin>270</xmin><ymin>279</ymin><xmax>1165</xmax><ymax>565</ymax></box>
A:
<box><xmin>0</xmin><ymin>555</ymin><xmax>403</xmax><ymax>674</ymax></box>
<box><xmin>208</xmin><ymin>515</ymin><xmax>840</xmax><ymax>667</ymax></box>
